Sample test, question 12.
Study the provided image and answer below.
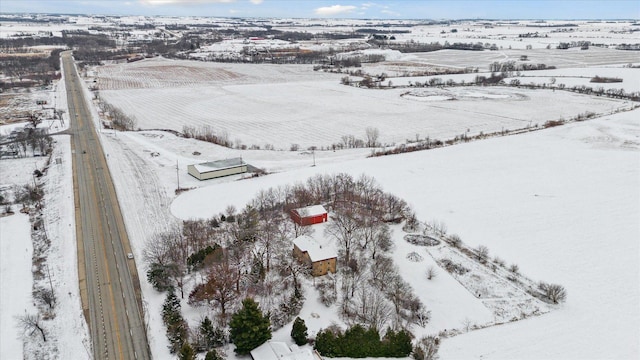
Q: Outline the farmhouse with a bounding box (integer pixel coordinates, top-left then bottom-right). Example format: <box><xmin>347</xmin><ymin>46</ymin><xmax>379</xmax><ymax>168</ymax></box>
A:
<box><xmin>250</xmin><ymin>341</ymin><xmax>323</xmax><ymax>360</ymax></box>
<box><xmin>292</xmin><ymin>235</ymin><xmax>337</xmax><ymax>277</ymax></box>
<box><xmin>187</xmin><ymin>158</ymin><xmax>247</xmax><ymax>180</ymax></box>
<box><xmin>290</xmin><ymin>205</ymin><xmax>328</xmax><ymax>226</ymax></box>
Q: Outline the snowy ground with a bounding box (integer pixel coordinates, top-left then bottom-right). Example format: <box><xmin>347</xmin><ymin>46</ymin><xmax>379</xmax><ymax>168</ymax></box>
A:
<box><xmin>0</xmin><ymin>211</ymin><xmax>34</xmax><ymax>359</ymax></box>
<box><xmin>97</xmin><ymin>57</ymin><xmax>628</xmax><ymax>150</ymax></box>
<box><xmin>170</xmin><ymin>109</ymin><xmax>639</xmax><ymax>359</ymax></box>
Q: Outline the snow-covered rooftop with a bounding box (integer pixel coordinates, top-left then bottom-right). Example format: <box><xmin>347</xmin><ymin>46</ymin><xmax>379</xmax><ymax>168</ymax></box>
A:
<box><xmin>293</xmin><ymin>205</ymin><xmax>326</xmax><ymax>218</ymax></box>
<box><xmin>192</xmin><ymin>157</ymin><xmax>245</xmax><ymax>173</ymax></box>
<box><xmin>293</xmin><ymin>235</ymin><xmax>337</xmax><ymax>262</ymax></box>
<box><xmin>250</xmin><ymin>341</ymin><xmax>319</xmax><ymax>360</ymax></box>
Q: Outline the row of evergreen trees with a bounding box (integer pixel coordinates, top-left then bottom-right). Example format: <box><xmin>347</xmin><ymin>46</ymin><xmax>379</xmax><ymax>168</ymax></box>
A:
<box><xmin>315</xmin><ymin>325</ymin><xmax>412</xmax><ymax>358</ymax></box>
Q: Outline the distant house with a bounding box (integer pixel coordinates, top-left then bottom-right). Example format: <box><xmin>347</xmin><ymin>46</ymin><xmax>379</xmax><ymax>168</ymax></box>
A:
<box><xmin>290</xmin><ymin>205</ymin><xmax>327</xmax><ymax>226</ymax></box>
<box><xmin>251</xmin><ymin>341</ymin><xmax>322</xmax><ymax>360</ymax></box>
<box><xmin>187</xmin><ymin>157</ymin><xmax>247</xmax><ymax>180</ymax></box>
<box><xmin>293</xmin><ymin>235</ymin><xmax>337</xmax><ymax>277</ymax></box>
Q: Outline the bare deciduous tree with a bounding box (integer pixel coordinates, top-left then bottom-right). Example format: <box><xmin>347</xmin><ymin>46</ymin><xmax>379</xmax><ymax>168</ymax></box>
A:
<box><xmin>353</xmin><ymin>286</ymin><xmax>392</xmax><ymax>330</ymax></box>
<box><xmin>413</xmin><ymin>336</ymin><xmax>439</xmax><ymax>360</ymax></box>
<box><xmin>16</xmin><ymin>313</ymin><xmax>47</xmax><ymax>342</ymax></box>
<box><xmin>370</xmin><ymin>255</ymin><xmax>396</xmax><ymax>292</ymax></box>
<box><xmin>449</xmin><ymin>234</ymin><xmax>462</xmax><ymax>248</ymax></box>
<box><xmin>326</xmin><ymin>210</ymin><xmax>361</xmax><ymax>265</ymax></box>
<box><xmin>540</xmin><ymin>283</ymin><xmax>567</xmax><ymax>304</ymax></box>
<box><xmin>426</xmin><ymin>266</ymin><xmax>438</xmax><ymax>280</ymax></box>
<box><xmin>476</xmin><ymin>245</ymin><xmax>489</xmax><ymax>263</ymax></box>
<box><xmin>365</xmin><ymin>127</ymin><xmax>380</xmax><ymax>147</ymax></box>
<box><xmin>190</xmin><ymin>258</ymin><xmax>239</xmax><ymax>322</ymax></box>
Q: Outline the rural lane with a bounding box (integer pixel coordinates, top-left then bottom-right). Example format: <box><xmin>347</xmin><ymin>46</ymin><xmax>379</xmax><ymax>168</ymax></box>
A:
<box><xmin>62</xmin><ymin>51</ymin><xmax>150</xmax><ymax>360</ymax></box>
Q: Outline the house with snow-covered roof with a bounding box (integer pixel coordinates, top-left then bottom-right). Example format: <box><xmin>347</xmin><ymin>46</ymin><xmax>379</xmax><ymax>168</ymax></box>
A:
<box><xmin>250</xmin><ymin>341</ymin><xmax>323</xmax><ymax>360</ymax></box>
<box><xmin>292</xmin><ymin>235</ymin><xmax>337</xmax><ymax>277</ymax></box>
<box><xmin>290</xmin><ymin>205</ymin><xmax>327</xmax><ymax>226</ymax></box>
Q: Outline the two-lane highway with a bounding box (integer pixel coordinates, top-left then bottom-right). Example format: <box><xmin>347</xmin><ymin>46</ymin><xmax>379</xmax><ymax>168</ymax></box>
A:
<box><xmin>62</xmin><ymin>51</ymin><xmax>150</xmax><ymax>360</ymax></box>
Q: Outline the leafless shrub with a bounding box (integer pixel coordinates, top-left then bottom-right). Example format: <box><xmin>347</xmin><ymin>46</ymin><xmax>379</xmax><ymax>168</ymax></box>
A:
<box><xmin>509</xmin><ymin>263</ymin><xmax>519</xmax><ymax>274</ymax></box>
<box><xmin>426</xmin><ymin>266</ymin><xmax>438</xmax><ymax>280</ymax></box>
<box><xmin>448</xmin><ymin>234</ymin><xmax>462</xmax><ymax>248</ymax></box>
<box><xmin>440</xmin><ymin>259</ymin><xmax>469</xmax><ymax>275</ymax></box>
<box><xmin>412</xmin><ymin>335</ymin><xmax>440</xmax><ymax>360</ymax></box>
<box><xmin>540</xmin><ymin>282</ymin><xmax>567</xmax><ymax>304</ymax></box>
<box><xmin>430</xmin><ymin>220</ymin><xmax>448</xmax><ymax>236</ymax></box>
<box><xmin>315</xmin><ymin>279</ymin><xmax>337</xmax><ymax>307</ymax></box>
<box><xmin>34</xmin><ymin>287</ymin><xmax>56</xmax><ymax>310</ymax></box>
<box><xmin>476</xmin><ymin>245</ymin><xmax>489</xmax><ymax>263</ymax></box>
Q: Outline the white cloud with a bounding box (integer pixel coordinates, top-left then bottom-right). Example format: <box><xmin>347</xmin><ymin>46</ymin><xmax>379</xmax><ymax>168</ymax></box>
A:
<box><xmin>139</xmin><ymin>0</ymin><xmax>235</xmax><ymax>5</ymax></box>
<box><xmin>314</xmin><ymin>4</ymin><xmax>357</xmax><ymax>16</ymax></box>
<box><xmin>381</xmin><ymin>9</ymin><xmax>400</xmax><ymax>16</ymax></box>
<box><xmin>249</xmin><ymin>0</ymin><xmax>263</xmax><ymax>4</ymax></box>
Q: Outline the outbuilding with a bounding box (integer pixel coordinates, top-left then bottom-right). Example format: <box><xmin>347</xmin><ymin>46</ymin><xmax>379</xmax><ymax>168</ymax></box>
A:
<box><xmin>187</xmin><ymin>158</ymin><xmax>247</xmax><ymax>180</ymax></box>
<box><xmin>290</xmin><ymin>205</ymin><xmax>327</xmax><ymax>226</ymax></box>
<box><xmin>293</xmin><ymin>235</ymin><xmax>337</xmax><ymax>277</ymax></box>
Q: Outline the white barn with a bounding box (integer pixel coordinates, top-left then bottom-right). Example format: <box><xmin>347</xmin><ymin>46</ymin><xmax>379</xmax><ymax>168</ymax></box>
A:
<box><xmin>187</xmin><ymin>158</ymin><xmax>247</xmax><ymax>180</ymax></box>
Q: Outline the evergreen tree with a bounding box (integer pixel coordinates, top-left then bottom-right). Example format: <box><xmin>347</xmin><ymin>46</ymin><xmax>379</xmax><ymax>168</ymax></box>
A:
<box><xmin>205</xmin><ymin>349</ymin><xmax>224</xmax><ymax>360</ymax></box>
<box><xmin>383</xmin><ymin>328</ymin><xmax>413</xmax><ymax>357</ymax></box>
<box><xmin>314</xmin><ymin>328</ymin><xmax>338</xmax><ymax>357</ymax></box>
<box><xmin>291</xmin><ymin>317</ymin><xmax>308</xmax><ymax>346</ymax></box>
<box><xmin>148</xmin><ymin>262</ymin><xmax>173</xmax><ymax>292</ymax></box>
<box><xmin>162</xmin><ymin>288</ymin><xmax>181</xmax><ymax>324</ymax></box>
<box><xmin>162</xmin><ymin>288</ymin><xmax>189</xmax><ymax>353</ymax></box>
<box><xmin>229</xmin><ymin>298</ymin><xmax>272</xmax><ymax>354</ymax></box>
<box><xmin>178</xmin><ymin>342</ymin><xmax>196</xmax><ymax>360</ymax></box>
<box><xmin>200</xmin><ymin>316</ymin><xmax>225</xmax><ymax>350</ymax></box>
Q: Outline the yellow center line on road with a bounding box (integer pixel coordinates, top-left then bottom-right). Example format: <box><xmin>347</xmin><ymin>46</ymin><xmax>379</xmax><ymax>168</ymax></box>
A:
<box><xmin>71</xmin><ymin>69</ymin><xmax>125</xmax><ymax>360</ymax></box>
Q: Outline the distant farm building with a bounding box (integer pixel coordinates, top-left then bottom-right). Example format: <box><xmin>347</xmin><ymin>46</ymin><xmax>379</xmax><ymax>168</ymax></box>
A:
<box><xmin>251</xmin><ymin>341</ymin><xmax>323</xmax><ymax>360</ymax></box>
<box><xmin>187</xmin><ymin>158</ymin><xmax>247</xmax><ymax>180</ymax></box>
<box><xmin>293</xmin><ymin>235</ymin><xmax>337</xmax><ymax>277</ymax></box>
<box><xmin>290</xmin><ymin>205</ymin><xmax>327</xmax><ymax>226</ymax></box>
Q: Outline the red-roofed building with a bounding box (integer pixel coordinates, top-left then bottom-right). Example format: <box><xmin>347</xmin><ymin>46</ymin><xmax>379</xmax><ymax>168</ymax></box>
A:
<box><xmin>290</xmin><ymin>205</ymin><xmax>328</xmax><ymax>226</ymax></box>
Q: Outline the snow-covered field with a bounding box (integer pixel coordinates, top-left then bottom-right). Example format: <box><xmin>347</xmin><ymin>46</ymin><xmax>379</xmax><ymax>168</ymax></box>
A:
<box><xmin>169</xmin><ymin>109</ymin><xmax>639</xmax><ymax>360</ymax></box>
<box><xmin>97</xmin><ymin>57</ymin><xmax>629</xmax><ymax>150</ymax></box>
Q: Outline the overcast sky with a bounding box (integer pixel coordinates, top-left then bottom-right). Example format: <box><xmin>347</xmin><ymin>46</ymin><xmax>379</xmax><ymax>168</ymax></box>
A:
<box><xmin>1</xmin><ymin>0</ymin><xmax>639</xmax><ymax>19</ymax></box>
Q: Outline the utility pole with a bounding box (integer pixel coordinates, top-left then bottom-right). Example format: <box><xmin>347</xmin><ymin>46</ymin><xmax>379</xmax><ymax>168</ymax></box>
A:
<box><xmin>176</xmin><ymin>159</ymin><xmax>180</xmax><ymax>191</ymax></box>
<box><xmin>45</xmin><ymin>264</ymin><xmax>54</xmax><ymax>296</ymax></box>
